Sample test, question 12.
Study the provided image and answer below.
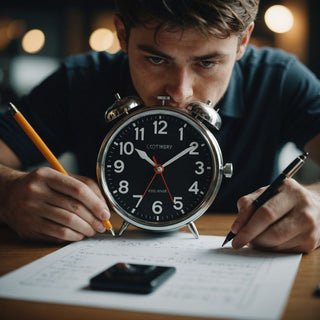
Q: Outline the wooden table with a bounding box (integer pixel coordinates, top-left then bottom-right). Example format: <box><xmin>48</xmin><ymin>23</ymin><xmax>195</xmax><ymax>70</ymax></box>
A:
<box><xmin>1</xmin><ymin>213</ymin><xmax>320</xmax><ymax>320</ymax></box>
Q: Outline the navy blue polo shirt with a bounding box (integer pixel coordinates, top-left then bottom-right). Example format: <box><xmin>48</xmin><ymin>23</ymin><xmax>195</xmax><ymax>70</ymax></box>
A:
<box><xmin>1</xmin><ymin>46</ymin><xmax>320</xmax><ymax>212</ymax></box>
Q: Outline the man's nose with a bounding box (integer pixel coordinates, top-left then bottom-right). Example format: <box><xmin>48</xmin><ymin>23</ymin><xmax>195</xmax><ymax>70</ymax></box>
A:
<box><xmin>165</xmin><ymin>67</ymin><xmax>193</xmax><ymax>104</ymax></box>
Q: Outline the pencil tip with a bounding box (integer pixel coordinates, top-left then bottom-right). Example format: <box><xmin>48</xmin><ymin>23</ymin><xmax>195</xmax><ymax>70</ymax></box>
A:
<box><xmin>8</xmin><ymin>102</ymin><xmax>18</xmax><ymax>115</ymax></box>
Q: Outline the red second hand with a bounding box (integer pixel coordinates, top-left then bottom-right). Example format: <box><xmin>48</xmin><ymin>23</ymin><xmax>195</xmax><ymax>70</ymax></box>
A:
<box><xmin>153</xmin><ymin>156</ymin><xmax>174</xmax><ymax>204</ymax></box>
<box><xmin>142</xmin><ymin>172</ymin><xmax>157</xmax><ymax>198</ymax></box>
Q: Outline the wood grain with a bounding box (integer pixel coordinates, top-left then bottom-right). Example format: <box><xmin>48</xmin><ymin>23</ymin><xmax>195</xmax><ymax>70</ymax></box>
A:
<box><xmin>1</xmin><ymin>213</ymin><xmax>319</xmax><ymax>320</ymax></box>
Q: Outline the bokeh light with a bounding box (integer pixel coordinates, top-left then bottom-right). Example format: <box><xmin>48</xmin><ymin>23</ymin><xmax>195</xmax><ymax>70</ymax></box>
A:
<box><xmin>264</xmin><ymin>5</ymin><xmax>294</xmax><ymax>33</ymax></box>
<box><xmin>89</xmin><ymin>28</ymin><xmax>114</xmax><ymax>52</ymax></box>
<box><xmin>21</xmin><ymin>29</ymin><xmax>45</xmax><ymax>54</ymax></box>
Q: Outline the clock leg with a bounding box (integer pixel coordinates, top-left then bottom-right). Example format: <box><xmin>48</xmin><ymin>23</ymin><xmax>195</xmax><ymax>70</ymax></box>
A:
<box><xmin>118</xmin><ymin>220</ymin><xmax>130</xmax><ymax>237</ymax></box>
<box><xmin>187</xmin><ymin>222</ymin><xmax>199</xmax><ymax>239</ymax></box>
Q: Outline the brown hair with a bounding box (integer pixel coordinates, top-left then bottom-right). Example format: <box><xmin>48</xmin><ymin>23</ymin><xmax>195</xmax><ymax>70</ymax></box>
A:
<box><xmin>115</xmin><ymin>0</ymin><xmax>259</xmax><ymax>39</ymax></box>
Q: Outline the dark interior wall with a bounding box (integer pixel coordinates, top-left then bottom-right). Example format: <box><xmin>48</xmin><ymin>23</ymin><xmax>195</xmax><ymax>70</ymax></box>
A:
<box><xmin>308</xmin><ymin>0</ymin><xmax>320</xmax><ymax>78</ymax></box>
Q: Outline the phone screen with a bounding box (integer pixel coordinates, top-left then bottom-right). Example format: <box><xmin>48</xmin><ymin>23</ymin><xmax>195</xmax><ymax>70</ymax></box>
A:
<box><xmin>90</xmin><ymin>262</ymin><xmax>176</xmax><ymax>294</ymax></box>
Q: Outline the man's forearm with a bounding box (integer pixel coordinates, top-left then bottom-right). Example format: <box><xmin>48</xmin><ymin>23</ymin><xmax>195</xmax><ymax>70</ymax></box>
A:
<box><xmin>0</xmin><ymin>164</ymin><xmax>24</xmax><ymax>223</ymax></box>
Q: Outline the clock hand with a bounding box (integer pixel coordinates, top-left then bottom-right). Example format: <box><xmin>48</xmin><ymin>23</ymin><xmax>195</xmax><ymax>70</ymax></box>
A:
<box><xmin>142</xmin><ymin>172</ymin><xmax>157</xmax><ymax>198</ymax></box>
<box><xmin>135</xmin><ymin>148</ymin><xmax>156</xmax><ymax>166</ymax></box>
<box><xmin>153</xmin><ymin>156</ymin><xmax>174</xmax><ymax>204</ymax></box>
<box><xmin>141</xmin><ymin>156</ymin><xmax>174</xmax><ymax>204</ymax></box>
<box><xmin>162</xmin><ymin>145</ymin><xmax>196</xmax><ymax>168</ymax></box>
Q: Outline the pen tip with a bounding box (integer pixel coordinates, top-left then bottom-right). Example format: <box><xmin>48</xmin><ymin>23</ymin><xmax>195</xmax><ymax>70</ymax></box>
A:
<box><xmin>221</xmin><ymin>231</ymin><xmax>236</xmax><ymax>247</ymax></box>
<box><xmin>221</xmin><ymin>239</ymin><xmax>228</xmax><ymax>247</ymax></box>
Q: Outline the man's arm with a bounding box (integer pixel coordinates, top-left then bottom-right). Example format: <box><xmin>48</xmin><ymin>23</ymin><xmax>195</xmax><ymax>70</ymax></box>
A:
<box><xmin>0</xmin><ymin>138</ymin><xmax>110</xmax><ymax>242</ymax></box>
<box><xmin>0</xmin><ymin>139</ymin><xmax>22</xmax><ymax>169</ymax></box>
<box><xmin>230</xmin><ymin>134</ymin><xmax>320</xmax><ymax>253</ymax></box>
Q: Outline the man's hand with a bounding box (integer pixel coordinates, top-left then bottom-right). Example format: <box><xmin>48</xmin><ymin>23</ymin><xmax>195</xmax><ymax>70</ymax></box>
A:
<box><xmin>0</xmin><ymin>166</ymin><xmax>110</xmax><ymax>243</ymax></box>
<box><xmin>231</xmin><ymin>179</ymin><xmax>320</xmax><ymax>253</ymax></box>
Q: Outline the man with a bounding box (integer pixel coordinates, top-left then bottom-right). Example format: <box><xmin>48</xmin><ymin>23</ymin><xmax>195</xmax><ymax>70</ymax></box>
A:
<box><xmin>0</xmin><ymin>0</ymin><xmax>319</xmax><ymax>252</ymax></box>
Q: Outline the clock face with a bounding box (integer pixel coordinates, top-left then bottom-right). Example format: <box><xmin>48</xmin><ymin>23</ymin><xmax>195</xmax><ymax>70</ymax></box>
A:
<box><xmin>97</xmin><ymin>107</ymin><xmax>223</xmax><ymax>230</ymax></box>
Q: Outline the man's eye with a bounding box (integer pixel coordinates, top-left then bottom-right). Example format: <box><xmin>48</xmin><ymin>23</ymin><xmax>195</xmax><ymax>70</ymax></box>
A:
<box><xmin>199</xmin><ymin>61</ymin><xmax>215</xmax><ymax>68</ymax></box>
<box><xmin>148</xmin><ymin>56</ymin><xmax>165</xmax><ymax>65</ymax></box>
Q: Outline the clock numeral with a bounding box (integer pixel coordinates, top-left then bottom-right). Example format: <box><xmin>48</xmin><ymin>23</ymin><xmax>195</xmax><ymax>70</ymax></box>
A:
<box><xmin>195</xmin><ymin>161</ymin><xmax>204</xmax><ymax>175</ymax></box>
<box><xmin>188</xmin><ymin>181</ymin><xmax>199</xmax><ymax>194</ymax></box>
<box><xmin>119</xmin><ymin>141</ymin><xmax>134</xmax><ymax>155</ymax></box>
<box><xmin>189</xmin><ymin>142</ymin><xmax>199</xmax><ymax>155</ymax></box>
<box><xmin>153</xmin><ymin>120</ymin><xmax>167</xmax><ymax>135</ymax></box>
<box><xmin>173</xmin><ymin>197</ymin><xmax>183</xmax><ymax>210</ymax></box>
<box><xmin>152</xmin><ymin>201</ymin><xmax>163</xmax><ymax>214</ymax></box>
<box><xmin>178</xmin><ymin>127</ymin><xmax>184</xmax><ymax>141</ymax></box>
<box><xmin>135</xmin><ymin>127</ymin><xmax>145</xmax><ymax>141</ymax></box>
<box><xmin>179</xmin><ymin>124</ymin><xmax>187</xmax><ymax>141</ymax></box>
<box><xmin>133</xmin><ymin>194</ymin><xmax>143</xmax><ymax>208</ymax></box>
<box><xmin>118</xmin><ymin>180</ymin><xmax>129</xmax><ymax>194</ymax></box>
<box><xmin>114</xmin><ymin>160</ymin><xmax>124</xmax><ymax>173</ymax></box>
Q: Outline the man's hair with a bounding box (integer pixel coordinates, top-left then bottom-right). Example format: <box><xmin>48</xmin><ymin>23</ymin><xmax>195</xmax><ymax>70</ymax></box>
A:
<box><xmin>114</xmin><ymin>0</ymin><xmax>259</xmax><ymax>39</ymax></box>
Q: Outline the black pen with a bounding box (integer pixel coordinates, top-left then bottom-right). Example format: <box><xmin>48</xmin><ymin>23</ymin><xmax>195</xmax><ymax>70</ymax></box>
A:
<box><xmin>222</xmin><ymin>152</ymin><xmax>309</xmax><ymax>247</ymax></box>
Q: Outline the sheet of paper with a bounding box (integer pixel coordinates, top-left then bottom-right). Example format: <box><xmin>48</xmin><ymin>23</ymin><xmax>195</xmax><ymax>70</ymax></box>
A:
<box><xmin>0</xmin><ymin>231</ymin><xmax>301</xmax><ymax>320</ymax></box>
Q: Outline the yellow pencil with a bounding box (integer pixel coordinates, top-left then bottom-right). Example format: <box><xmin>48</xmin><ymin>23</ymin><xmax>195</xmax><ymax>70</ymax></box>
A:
<box><xmin>8</xmin><ymin>102</ymin><xmax>115</xmax><ymax>237</ymax></box>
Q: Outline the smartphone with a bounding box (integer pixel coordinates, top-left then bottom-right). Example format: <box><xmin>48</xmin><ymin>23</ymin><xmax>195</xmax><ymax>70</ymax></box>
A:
<box><xmin>89</xmin><ymin>262</ymin><xmax>176</xmax><ymax>294</ymax></box>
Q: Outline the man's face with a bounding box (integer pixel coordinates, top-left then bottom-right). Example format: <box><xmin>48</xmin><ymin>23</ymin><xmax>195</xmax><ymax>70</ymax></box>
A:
<box><xmin>116</xmin><ymin>18</ymin><xmax>250</xmax><ymax>109</ymax></box>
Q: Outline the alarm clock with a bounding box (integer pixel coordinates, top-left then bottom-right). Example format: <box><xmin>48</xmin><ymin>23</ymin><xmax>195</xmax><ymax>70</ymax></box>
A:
<box><xmin>97</xmin><ymin>94</ymin><xmax>232</xmax><ymax>238</ymax></box>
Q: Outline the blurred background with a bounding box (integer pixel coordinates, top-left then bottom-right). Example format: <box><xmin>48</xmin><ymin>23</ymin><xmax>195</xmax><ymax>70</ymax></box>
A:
<box><xmin>0</xmin><ymin>0</ymin><xmax>319</xmax><ymax>181</ymax></box>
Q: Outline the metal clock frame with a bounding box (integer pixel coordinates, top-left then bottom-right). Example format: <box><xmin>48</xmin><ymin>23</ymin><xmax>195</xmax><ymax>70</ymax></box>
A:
<box><xmin>97</xmin><ymin>105</ymin><xmax>228</xmax><ymax>238</ymax></box>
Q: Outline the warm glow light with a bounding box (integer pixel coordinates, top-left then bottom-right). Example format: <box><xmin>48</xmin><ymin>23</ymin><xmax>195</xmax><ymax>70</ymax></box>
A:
<box><xmin>0</xmin><ymin>26</ymin><xmax>10</xmax><ymax>50</ymax></box>
<box><xmin>7</xmin><ymin>19</ymin><xmax>26</xmax><ymax>39</ymax></box>
<box><xmin>264</xmin><ymin>5</ymin><xmax>294</xmax><ymax>33</ymax></box>
<box><xmin>21</xmin><ymin>29</ymin><xmax>45</xmax><ymax>54</ymax></box>
<box><xmin>89</xmin><ymin>28</ymin><xmax>114</xmax><ymax>52</ymax></box>
<box><xmin>0</xmin><ymin>17</ymin><xmax>11</xmax><ymax>50</ymax></box>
